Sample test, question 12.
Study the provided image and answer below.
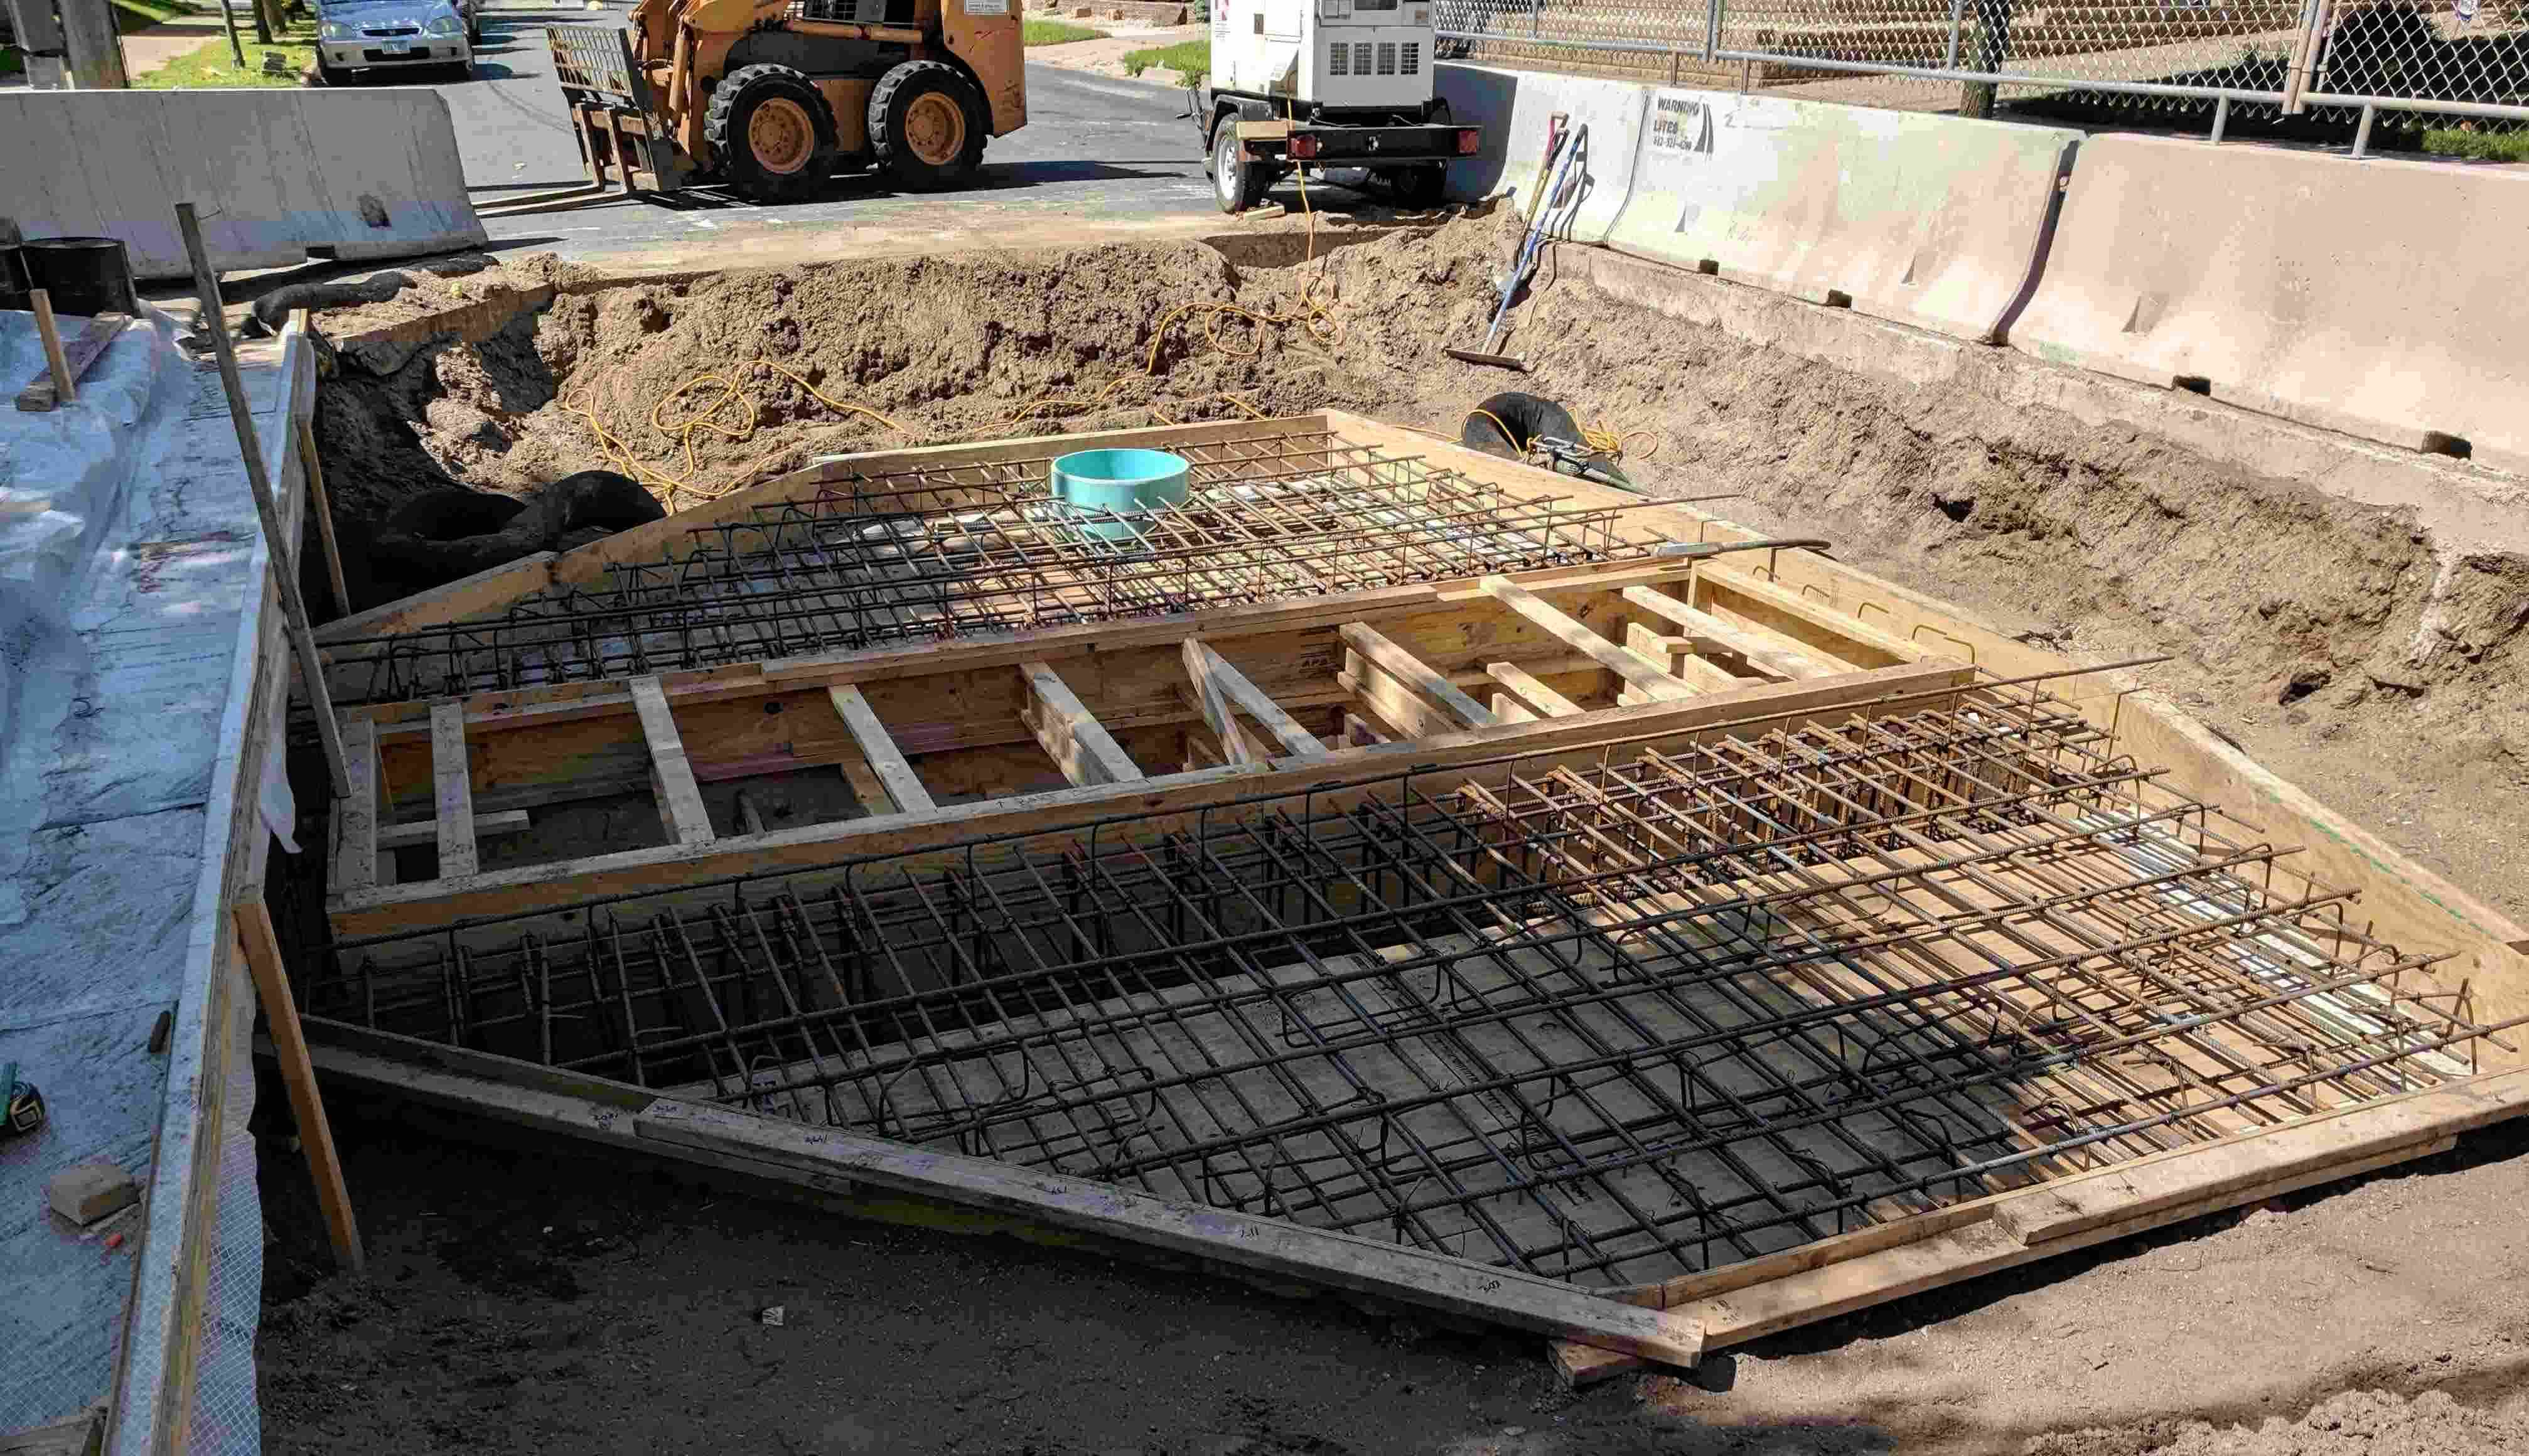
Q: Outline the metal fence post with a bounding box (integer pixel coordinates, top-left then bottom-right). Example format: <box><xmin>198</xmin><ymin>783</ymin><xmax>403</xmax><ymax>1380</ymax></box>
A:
<box><xmin>2210</xmin><ymin>94</ymin><xmax>2230</xmax><ymax>142</ymax></box>
<box><xmin>1960</xmin><ymin>0</ymin><xmax>2011</xmax><ymax>118</ymax></box>
<box><xmin>2351</xmin><ymin>102</ymin><xmax>2376</xmax><ymax>156</ymax></box>
<box><xmin>1704</xmin><ymin>0</ymin><xmax>1722</xmax><ymax>63</ymax></box>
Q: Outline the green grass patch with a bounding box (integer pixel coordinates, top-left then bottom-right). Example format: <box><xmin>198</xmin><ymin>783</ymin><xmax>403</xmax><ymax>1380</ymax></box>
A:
<box><xmin>2421</xmin><ymin>126</ymin><xmax>2529</xmax><ymax>163</ymax></box>
<box><xmin>1121</xmin><ymin>38</ymin><xmax>1206</xmax><ymax>84</ymax></box>
<box><xmin>1022</xmin><ymin>18</ymin><xmax>1102</xmax><ymax>45</ymax></box>
<box><xmin>136</xmin><ymin>14</ymin><xmax>317</xmax><ymax>86</ymax></box>
<box><xmin>0</xmin><ymin>45</ymin><xmax>24</xmax><ymax>76</ymax></box>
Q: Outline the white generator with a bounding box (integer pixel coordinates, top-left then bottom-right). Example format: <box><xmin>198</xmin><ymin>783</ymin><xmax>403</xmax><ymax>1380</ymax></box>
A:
<box><xmin>1201</xmin><ymin>0</ymin><xmax>1480</xmax><ymax>213</ymax></box>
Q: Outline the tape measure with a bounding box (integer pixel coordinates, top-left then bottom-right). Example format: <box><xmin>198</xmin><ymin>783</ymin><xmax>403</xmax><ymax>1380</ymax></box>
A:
<box><xmin>0</xmin><ymin>1063</ymin><xmax>46</xmax><ymax>1140</ymax></box>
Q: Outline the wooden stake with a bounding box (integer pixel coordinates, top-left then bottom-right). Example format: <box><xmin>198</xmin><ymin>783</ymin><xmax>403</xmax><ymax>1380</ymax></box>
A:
<box><xmin>296</xmin><ymin>419</ymin><xmax>352</xmax><ymax>618</ymax></box>
<box><xmin>28</xmin><ymin>290</ymin><xmax>73</xmax><ymax>409</ymax></box>
<box><xmin>175</xmin><ymin>203</ymin><xmax>352</xmax><ymax>799</ymax></box>
<box><xmin>233</xmin><ymin>891</ymin><xmax>364</xmax><ymax>1275</ymax></box>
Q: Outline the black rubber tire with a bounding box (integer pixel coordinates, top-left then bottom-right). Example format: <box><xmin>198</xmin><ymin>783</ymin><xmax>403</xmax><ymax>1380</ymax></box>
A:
<box><xmin>706</xmin><ymin>63</ymin><xmax>839</xmax><ymax>203</ymax></box>
<box><xmin>1210</xmin><ymin>119</ymin><xmax>1274</xmax><ymax>215</ymax></box>
<box><xmin>868</xmin><ymin>60</ymin><xmax>988</xmax><ymax>191</ymax></box>
<box><xmin>1384</xmin><ymin>164</ymin><xmax>1447</xmax><ymax>208</ymax></box>
<box><xmin>385</xmin><ymin>488</ymin><xmax>527</xmax><ymax>541</ymax></box>
<box><xmin>1460</xmin><ymin>391</ymin><xmax>1582</xmax><ymax>460</ymax></box>
<box><xmin>1460</xmin><ymin>391</ymin><xmax>1640</xmax><ymax>491</ymax></box>
<box><xmin>538</xmin><ymin>469</ymin><xmax>662</xmax><ymax>535</ymax></box>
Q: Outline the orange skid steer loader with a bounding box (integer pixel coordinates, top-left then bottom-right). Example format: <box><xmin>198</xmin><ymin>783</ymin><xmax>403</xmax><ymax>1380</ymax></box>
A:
<box><xmin>531</xmin><ymin>0</ymin><xmax>1026</xmax><ymax>206</ymax></box>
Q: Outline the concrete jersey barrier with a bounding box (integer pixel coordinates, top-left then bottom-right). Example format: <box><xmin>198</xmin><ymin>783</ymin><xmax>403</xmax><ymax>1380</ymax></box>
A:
<box><xmin>2011</xmin><ymin>134</ymin><xmax>2529</xmax><ymax>476</ymax></box>
<box><xmin>1437</xmin><ymin>64</ymin><xmax>1648</xmax><ymax>244</ymax></box>
<box><xmin>0</xmin><ymin>90</ymin><xmax>486</xmax><ymax>281</ymax></box>
<box><xmin>1606</xmin><ymin>90</ymin><xmax>2079</xmax><ymax>345</ymax></box>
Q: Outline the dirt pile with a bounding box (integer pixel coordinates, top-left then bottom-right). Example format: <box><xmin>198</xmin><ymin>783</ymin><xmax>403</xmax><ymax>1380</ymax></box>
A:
<box><xmin>2032</xmin><ymin>1389</ymin><xmax>2529</xmax><ymax>1455</ymax></box>
<box><xmin>309</xmin><ymin>213</ymin><xmax>2529</xmax><ymax>911</ymax></box>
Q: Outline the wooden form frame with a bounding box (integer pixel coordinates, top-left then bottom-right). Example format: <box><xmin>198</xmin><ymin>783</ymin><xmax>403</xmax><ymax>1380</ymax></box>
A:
<box><xmin>321</xmin><ymin>551</ymin><xmax>1969</xmax><ymax>936</ymax></box>
<box><xmin>301</xmin><ymin>409</ymin><xmax>2529</xmax><ymax>1374</ymax></box>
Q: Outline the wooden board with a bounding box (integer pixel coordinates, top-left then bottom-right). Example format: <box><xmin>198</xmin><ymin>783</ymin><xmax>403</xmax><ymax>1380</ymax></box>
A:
<box><xmin>16</xmin><ymin>311</ymin><xmax>122</xmax><ymax>412</ymax></box>
<box><xmin>1487</xmin><ymin>661</ymin><xmax>1581</xmax><ymax>717</ymax></box>
<box><xmin>630</xmin><ymin>675</ymin><xmax>713</xmax><ymax>845</ymax></box>
<box><xmin>1022</xmin><ymin>660</ymin><xmax>1143</xmax><ymax>786</ymax></box>
<box><xmin>234</xmin><ymin>893</ymin><xmax>363</xmax><ymax>1274</ymax></box>
<box><xmin>430</xmin><ymin>702</ymin><xmax>477</xmax><ymax>879</ymax></box>
<box><xmin>826</xmin><ymin>684</ymin><xmax>934</xmax><ymax>815</ymax></box>
<box><xmin>376</xmin><ymin>810</ymin><xmax>530</xmax><ymax>849</ymax></box>
<box><xmin>1485</xmin><ymin>577</ymin><xmax>1694</xmax><ymax>702</ymax></box>
<box><xmin>328</xmin><ymin>661</ymin><xmax>1972</xmax><ymax>936</ymax></box>
<box><xmin>1339</xmin><ymin>623</ymin><xmax>1496</xmax><ymax>728</ymax></box>
<box><xmin>330</xmin><ymin>717</ymin><xmax>379</xmax><ymax>893</ymax></box>
<box><xmin>636</xmin><ymin>1098</ymin><xmax>1704</xmax><ymax>1368</ymax></box>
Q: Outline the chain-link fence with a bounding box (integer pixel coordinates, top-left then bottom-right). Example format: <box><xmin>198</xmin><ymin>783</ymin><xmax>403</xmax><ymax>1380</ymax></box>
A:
<box><xmin>1436</xmin><ymin>0</ymin><xmax>2529</xmax><ymax>145</ymax></box>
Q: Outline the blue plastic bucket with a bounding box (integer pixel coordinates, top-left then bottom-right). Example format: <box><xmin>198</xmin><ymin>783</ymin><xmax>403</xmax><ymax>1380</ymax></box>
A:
<box><xmin>1051</xmin><ymin>449</ymin><xmax>1191</xmax><ymax>540</ymax></box>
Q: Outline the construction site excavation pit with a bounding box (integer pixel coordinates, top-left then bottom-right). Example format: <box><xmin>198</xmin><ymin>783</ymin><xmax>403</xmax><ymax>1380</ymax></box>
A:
<box><xmin>259</xmin><ymin>218</ymin><xmax>2529</xmax><ymax>1451</ymax></box>
<box><xmin>306</xmin><ymin>214</ymin><xmax>2529</xmax><ymax>926</ymax></box>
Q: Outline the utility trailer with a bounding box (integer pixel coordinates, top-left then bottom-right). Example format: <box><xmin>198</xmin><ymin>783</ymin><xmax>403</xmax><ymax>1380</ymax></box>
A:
<box><xmin>1200</xmin><ymin>0</ymin><xmax>1480</xmax><ymax>212</ymax></box>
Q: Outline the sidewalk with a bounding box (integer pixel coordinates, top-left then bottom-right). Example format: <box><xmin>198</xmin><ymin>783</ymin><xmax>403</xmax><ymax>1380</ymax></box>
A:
<box><xmin>121</xmin><ymin>11</ymin><xmax>230</xmax><ymax>77</ymax></box>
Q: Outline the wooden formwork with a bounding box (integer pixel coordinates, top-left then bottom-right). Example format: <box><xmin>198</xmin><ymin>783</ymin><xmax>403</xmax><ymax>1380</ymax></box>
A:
<box><xmin>296</xmin><ymin>409</ymin><xmax>2529</xmax><ymax>1376</ymax></box>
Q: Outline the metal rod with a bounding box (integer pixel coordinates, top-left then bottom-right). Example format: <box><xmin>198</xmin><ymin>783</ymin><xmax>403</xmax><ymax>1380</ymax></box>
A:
<box><xmin>176</xmin><ymin>202</ymin><xmax>352</xmax><ymax>799</ymax></box>
<box><xmin>2353</xmin><ymin>103</ymin><xmax>2376</xmax><ymax>158</ymax></box>
<box><xmin>309</xmin><ymin>688</ymin><xmax>2492</xmax><ymax>1288</ymax></box>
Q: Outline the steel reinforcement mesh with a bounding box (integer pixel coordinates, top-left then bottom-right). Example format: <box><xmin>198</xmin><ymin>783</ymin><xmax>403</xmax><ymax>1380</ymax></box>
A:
<box><xmin>307</xmin><ymin>688</ymin><xmax>2516</xmax><ymax>1288</ymax></box>
<box><xmin>326</xmin><ymin>432</ymin><xmax>1677</xmax><ymax>709</ymax></box>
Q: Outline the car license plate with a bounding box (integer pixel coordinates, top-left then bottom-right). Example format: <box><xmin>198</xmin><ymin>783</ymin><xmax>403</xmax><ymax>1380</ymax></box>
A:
<box><xmin>382</xmin><ymin>37</ymin><xmax>410</xmax><ymax>52</ymax></box>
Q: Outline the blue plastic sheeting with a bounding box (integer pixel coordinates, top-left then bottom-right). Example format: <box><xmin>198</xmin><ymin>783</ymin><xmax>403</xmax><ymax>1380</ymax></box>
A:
<box><xmin>0</xmin><ymin>306</ymin><xmax>280</xmax><ymax>1451</ymax></box>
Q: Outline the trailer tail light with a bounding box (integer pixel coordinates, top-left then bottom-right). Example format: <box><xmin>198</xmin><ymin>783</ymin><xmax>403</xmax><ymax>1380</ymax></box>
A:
<box><xmin>1456</xmin><ymin>129</ymin><xmax>1481</xmax><ymax>155</ymax></box>
<box><xmin>1289</xmin><ymin>134</ymin><xmax>1321</xmax><ymax>159</ymax></box>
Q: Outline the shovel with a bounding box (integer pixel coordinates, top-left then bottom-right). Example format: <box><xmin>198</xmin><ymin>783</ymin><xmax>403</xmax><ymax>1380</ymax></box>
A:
<box><xmin>1446</xmin><ymin>121</ymin><xmax>1588</xmax><ymax>372</ymax></box>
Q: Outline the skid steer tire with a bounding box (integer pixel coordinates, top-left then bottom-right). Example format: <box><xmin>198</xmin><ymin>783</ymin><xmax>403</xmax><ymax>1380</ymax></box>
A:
<box><xmin>869</xmin><ymin>60</ymin><xmax>988</xmax><ymax>190</ymax></box>
<box><xmin>706</xmin><ymin>63</ymin><xmax>838</xmax><ymax>203</ymax></box>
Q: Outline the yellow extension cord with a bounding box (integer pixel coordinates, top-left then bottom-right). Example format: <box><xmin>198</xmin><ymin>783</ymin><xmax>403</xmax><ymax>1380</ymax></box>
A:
<box><xmin>565</xmin><ymin>361</ymin><xmax>910</xmax><ymax>512</ymax></box>
<box><xmin>1464</xmin><ymin>407</ymin><xmax>1660</xmax><ymax>463</ymax></box>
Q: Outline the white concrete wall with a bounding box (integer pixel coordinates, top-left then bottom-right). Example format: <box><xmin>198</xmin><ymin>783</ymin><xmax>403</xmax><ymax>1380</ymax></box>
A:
<box><xmin>0</xmin><ymin>89</ymin><xmax>486</xmax><ymax>280</ymax></box>
<box><xmin>2012</xmin><ymin>134</ymin><xmax>2529</xmax><ymax>477</ymax></box>
<box><xmin>1437</xmin><ymin>64</ymin><xmax>1649</xmax><ymax>244</ymax></box>
<box><xmin>1436</xmin><ymin>64</ymin><xmax>2078</xmax><ymax>345</ymax></box>
<box><xmin>1609</xmin><ymin>90</ymin><xmax>2078</xmax><ymax>345</ymax></box>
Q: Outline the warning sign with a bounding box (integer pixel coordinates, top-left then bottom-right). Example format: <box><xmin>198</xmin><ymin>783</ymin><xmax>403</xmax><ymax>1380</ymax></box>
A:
<box><xmin>1648</xmin><ymin>95</ymin><xmax>1713</xmax><ymax>156</ymax></box>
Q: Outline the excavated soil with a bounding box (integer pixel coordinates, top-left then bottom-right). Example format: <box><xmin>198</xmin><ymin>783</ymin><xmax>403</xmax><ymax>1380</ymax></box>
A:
<box><xmin>279</xmin><ymin>219</ymin><xmax>2529</xmax><ymax>1454</ymax></box>
<box><xmin>310</xmin><ymin>212</ymin><xmax>2529</xmax><ymax>919</ymax></box>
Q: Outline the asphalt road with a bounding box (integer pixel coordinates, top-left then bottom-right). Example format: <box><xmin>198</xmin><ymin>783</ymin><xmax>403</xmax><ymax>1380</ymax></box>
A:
<box><xmin>399</xmin><ymin>11</ymin><xmax>1252</xmax><ymax>264</ymax></box>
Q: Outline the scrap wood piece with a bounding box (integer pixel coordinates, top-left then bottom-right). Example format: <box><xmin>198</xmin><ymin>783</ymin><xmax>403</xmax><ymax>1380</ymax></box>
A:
<box><xmin>636</xmin><ymin>1098</ymin><xmax>1704</xmax><ymax>1369</ymax></box>
<box><xmin>235</xmin><ymin>891</ymin><xmax>365</xmax><ymax>1275</ymax></box>
<box><xmin>332</xmin><ymin>717</ymin><xmax>381</xmax><ymax>893</ymax></box>
<box><xmin>1021</xmin><ymin>660</ymin><xmax>1144</xmax><ymax>786</ymax></box>
<box><xmin>1622</xmin><ymin>584</ymin><xmax>1832</xmax><ymax>680</ymax></box>
<box><xmin>1483</xmin><ymin>576</ymin><xmax>1695</xmax><ymax>702</ymax></box>
<box><xmin>429</xmin><ymin>702</ymin><xmax>477</xmax><ymax>878</ymax></box>
<box><xmin>825</xmin><ymin>684</ymin><xmax>936</xmax><ymax>816</ymax></box>
<box><xmin>1184</xmin><ymin>638</ymin><xmax>1326</xmax><ymax>761</ymax></box>
<box><xmin>15</xmin><ymin>306</ymin><xmax>121</xmax><ymax>412</ymax></box>
<box><xmin>376</xmin><ymin>810</ymin><xmax>530</xmax><ymax>848</ymax></box>
<box><xmin>1485</xmin><ymin>661</ymin><xmax>1581</xmax><ymax>718</ymax></box>
<box><xmin>1338</xmin><ymin>623</ymin><xmax>1496</xmax><ymax>729</ymax></box>
<box><xmin>630</xmin><ymin>675</ymin><xmax>714</xmax><ymax>845</ymax></box>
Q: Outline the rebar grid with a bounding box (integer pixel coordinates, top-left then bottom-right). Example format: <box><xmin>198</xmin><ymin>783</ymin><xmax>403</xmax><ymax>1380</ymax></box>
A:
<box><xmin>306</xmin><ymin>689</ymin><xmax>2510</xmax><ymax>1287</ymax></box>
<box><xmin>326</xmin><ymin>436</ymin><xmax>1667</xmax><ymax>707</ymax></box>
